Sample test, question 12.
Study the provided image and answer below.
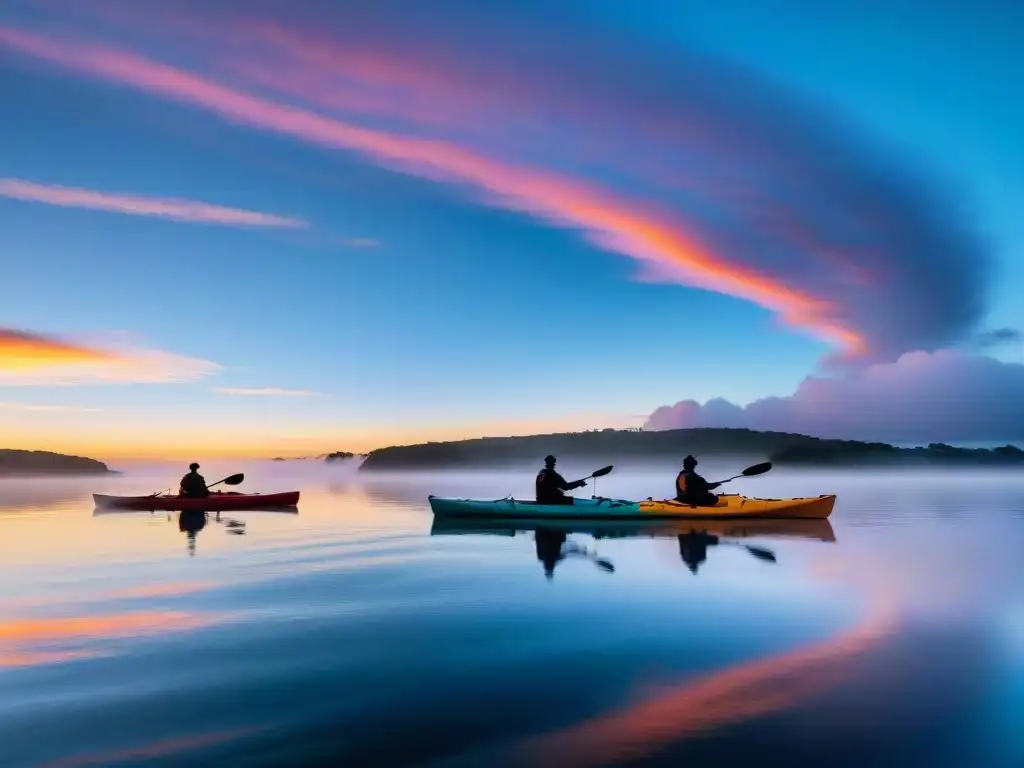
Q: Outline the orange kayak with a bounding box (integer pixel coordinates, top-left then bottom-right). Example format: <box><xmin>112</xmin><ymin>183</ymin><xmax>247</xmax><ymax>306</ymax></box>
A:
<box><xmin>638</xmin><ymin>493</ymin><xmax>835</xmax><ymax>519</ymax></box>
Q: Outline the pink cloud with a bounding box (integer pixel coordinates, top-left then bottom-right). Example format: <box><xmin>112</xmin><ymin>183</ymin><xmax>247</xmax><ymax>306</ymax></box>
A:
<box><xmin>0</xmin><ymin>25</ymin><xmax>862</xmax><ymax>355</ymax></box>
<box><xmin>0</xmin><ymin>12</ymin><xmax>990</xmax><ymax>363</ymax></box>
<box><xmin>213</xmin><ymin>387</ymin><xmax>320</xmax><ymax>396</ymax></box>
<box><xmin>0</xmin><ymin>177</ymin><xmax>305</xmax><ymax>228</ymax></box>
<box><xmin>645</xmin><ymin>350</ymin><xmax>1024</xmax><ymax>443</ymax></box>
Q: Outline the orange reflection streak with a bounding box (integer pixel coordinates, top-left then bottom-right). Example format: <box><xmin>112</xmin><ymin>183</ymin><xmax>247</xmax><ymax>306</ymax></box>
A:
<box><xmin>526</xmin><ymin>605</ymin><xmax>895</xmax><ymax>767</ymax></box>
<box><xmin>0</xmin><ymin>610</ymin><xmax>219</xmax><ymax>669</ymax></box>
<box><xmin>0</xmin><ymin>329</ymin><xmax>117</xmax><ymax>371</ymax></box>
<box><xmin>0</xmin><ymin>27</ymin><xmax>865</xmax><ymax>354</ymax></box>
<box><xmin>0</xmin><ymin>581</ymin><xmax>218</xmax><ymax>612</ymax></box>
<box><xmin>108</xmin><ymin>581</ymin><xmax>219</xmax><ymax>599</ymax></box>
<box><xmin>40</xmin><ymin>726</ymin><xmax>264</xmax><ymax>768</ymax></box>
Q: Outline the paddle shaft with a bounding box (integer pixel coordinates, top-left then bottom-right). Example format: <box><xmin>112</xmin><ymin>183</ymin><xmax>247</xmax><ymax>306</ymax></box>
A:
<box><xmin>719</xmin><ymin>539</ymin><xmax>776</xmax><ymax>561</ymax></box>
<box><xmin>712</xmin><ymin>462</ymin><xmax>773</xmax><ymax>486</ymax></box>
<box><xmin>152</xmin><ymin>472</ymin><xmax>243</xmax><ymax>498</ymax></box>
<box><xmin>575</xmin><ymin>465</ymin><xmax>613</xmax><ymax>494</ymax></box>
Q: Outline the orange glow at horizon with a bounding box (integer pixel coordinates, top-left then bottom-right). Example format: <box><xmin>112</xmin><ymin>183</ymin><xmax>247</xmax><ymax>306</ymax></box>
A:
<box><xmin>0</xmin><ymin>26</ymin><xmax>866</xmax><ymax>355</ymax></box>
<box><xmin>0</xmin><ymin>410</ymin><xmax>639</xmax><ymax>460</ymax></box>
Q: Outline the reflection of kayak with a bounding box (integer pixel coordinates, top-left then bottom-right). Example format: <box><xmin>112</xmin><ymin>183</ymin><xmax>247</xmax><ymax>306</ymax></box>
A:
<box><xmin>428</xmin><ymin>493</ymin><xmax>835</xmax><ymax>520</ymax></box>
<box><xmin>430</xmin><ymin>516</ymin><xmax>836</xmax><ymax>543</ymax></box>
<box><xmin>428</xmin><ymin>496</ymin><xmax>636</xmax><ymax>518</ymax></box>
<box><xmin>93</xmin><ymin>491</ymin><xmax>300</xmax><ymax>511</ymax></box>
<box><xmin>639</xmin><ymin>494</ymin><xmax>836</xmax><ymax>519</ymax></box>
<box><xmin>93</xmin><ymin>505</ymin><xmax>299</xmax><ymax>516</ymax></box>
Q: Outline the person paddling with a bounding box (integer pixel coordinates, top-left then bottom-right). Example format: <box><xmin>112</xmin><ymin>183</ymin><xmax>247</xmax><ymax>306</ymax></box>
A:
<box><xmin>675</xmin><ymin>455</ymin><xmax>721</xmax><ymax>507</ymax></box>
<box><xmin>536</xmin><ymin>455</ymin><xmax>586</xmax><ymax>505</ymax></box>
<box><xmin>179</xmin><ymin>462</ymin><xmax>210</xmax><ymax>498</ymax></box>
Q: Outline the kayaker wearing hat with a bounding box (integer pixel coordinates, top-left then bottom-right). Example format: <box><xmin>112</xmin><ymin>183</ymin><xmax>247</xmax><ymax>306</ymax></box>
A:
<box><xmin>179</xmin><ymin>462</ymin><xmax>210</xmax><ymax>498</ymax></box>
<box><xmin>536</xmin><ymin>455</ymin><xmax>586</xmax><ymax>505</ymax></box>
<box><xmin>675</xmin><ymin>455</ymin><xmax>720</xmax><ymax>507</ymax></box>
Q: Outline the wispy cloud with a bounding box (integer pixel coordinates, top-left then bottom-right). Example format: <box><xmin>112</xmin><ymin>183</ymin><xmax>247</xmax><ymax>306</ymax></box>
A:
<box><xmin>0</xmin><ymin>328</ymin><xmax>220</xmax><ymax>386</ymax></box>
<box><xmin>0</xmin><ymin>402</ymin><xmax>101</xmax><ymax>413</ymax></box>
<box><xmin>213</xmin><ymin>387</ymin><xmax>320</xmax><ymax>396</ymax></box>
<box><xmin>975</xmin><ymin>327</ymin><xmax>1021</xmax><ymax>349</ymax></box>
<box><xmin>0</xmin><ymin>8</ymin><xmax>991</xmax><ymax>362</ymax></box>
<box><xmin>0</xmin><ymin>177</ymin><xmax>306</xmax><ymax>228</ymax></box>
<box><xmin>0</xmin><ymin>329</ymin><xmax>115</xmax><ymax>370</ymax></box>
<box><xmin>338</xmin><ymin>237</ymin><xmax>381</xmax><ymax>248</ymax></box>
<box><xmin>0</xmin><ymin>25</ymin><xmax>863</xmax><ymax>357</ymax></box>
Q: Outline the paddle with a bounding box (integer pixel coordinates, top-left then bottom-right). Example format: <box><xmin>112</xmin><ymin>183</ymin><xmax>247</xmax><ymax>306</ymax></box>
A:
<box><xmin>207</xmin><ymin>473</ymin><xmax>245</xmax><ymax>491</ymax></box>
<box><xmin>578</xmin><ymin>465</ymin><xmax>613</xmax><ymax>497</ymax></box>
<box><xmin>148</xmin><ymin>472</ymin><xmax>244</xmax><ymax>498</ymax></box>
<box><xmin>712</xmin><ymin>461</ymin><xmax>772</xmax><ymax>487</ymax></box>
<box><xmin>720</xmin><ymin>540</ymin><xmax>777</xmax><ymax>563</ymax></box>
<box><xmin>564</xmin><ymin>541</ymin><xmax>616</xmax><ymax>572</ymax></box>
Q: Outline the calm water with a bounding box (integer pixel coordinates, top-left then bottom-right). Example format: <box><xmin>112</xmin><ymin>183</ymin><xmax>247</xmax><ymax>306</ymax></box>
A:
<box><xmin>1</xmin><ymin>461</ymin><xmax>1022</xmax><ymax>767</ymax></box>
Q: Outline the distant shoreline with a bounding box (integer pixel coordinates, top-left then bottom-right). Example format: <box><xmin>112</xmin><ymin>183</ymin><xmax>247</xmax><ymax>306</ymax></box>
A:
<box><xmin>0</xmin><ymin>449</ymin><xmax>116</xmax><ymax>477</ymax></box>
<box><xmin>357</xmin><ymin>428</ymin><xmax>1024</xmax><ymax>471</ymax></box>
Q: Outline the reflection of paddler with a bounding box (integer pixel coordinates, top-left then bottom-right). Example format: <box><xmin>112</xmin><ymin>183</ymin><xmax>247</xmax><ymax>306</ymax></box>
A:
<box><xmin>677</xmin><ymin>531</ymin><xmax>719</xmax><ymax>574</ymax></box>
<box><xmin>178</xmin><ymin>509</ymin><xmax>207</xmax><ymax>557</ymax></box>
<box><xmin>535</xmin><ymin>528</ymin><xmax>568</xmax><ymax>579</ymax></box>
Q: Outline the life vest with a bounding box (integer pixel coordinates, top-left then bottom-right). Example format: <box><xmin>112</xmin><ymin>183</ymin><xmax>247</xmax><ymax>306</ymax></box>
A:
<box><xmin>675</xmin><ymin>471</ymin><xmax>689</xmax><ymax>498</ymax></box>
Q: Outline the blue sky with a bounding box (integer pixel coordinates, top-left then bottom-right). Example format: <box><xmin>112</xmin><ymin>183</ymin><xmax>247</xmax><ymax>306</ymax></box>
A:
<box><xmin>1</xmin><ymin>0</ymin><xmax>1021</xmax><ymax>457</ymax></box>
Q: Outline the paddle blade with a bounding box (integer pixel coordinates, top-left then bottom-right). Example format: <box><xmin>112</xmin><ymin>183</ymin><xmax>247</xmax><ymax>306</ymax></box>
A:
<box><xmin>741</xmin><ymin>462</ymin><xmax>773</xmax><ymax>477</ymax></box>
<box><xmin>590</xmin><ymin>465</ymin><xmax>614</xmax><ymax>479</ymax></box>
<box><xmin>222</xmin><ymin>473</ymin><xmax>245</xmax><ymax>486</ymax></box>
<box><xmin>746</xmin><ymin>545</ymin><xmax>777</xmax><ymax>562</ymax></box>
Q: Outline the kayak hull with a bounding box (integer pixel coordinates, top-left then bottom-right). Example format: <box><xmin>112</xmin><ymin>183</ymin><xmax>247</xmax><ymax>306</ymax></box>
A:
<box><xmin>430</xmin><ymin>516</ymin><xmax>836</xmax><ymax>542</ymax></box>
<box><xmin>428</xmin><ymin>493</ymin><xmax>835</xmax><ymax>520</ymax></box>
<box><xmin>639</xmin><ymin>494</ymin><xmax>836</xmax><ymax>519</ymax></box>
<box><xmin>93</xmin><ymin>491</ymin><xmax>300</xmax><ymax>511</ymax></box>
<box><xmin>428</xmin><ymin>496</ymin><xmax>639</xmax><ymax>518</ymax></box>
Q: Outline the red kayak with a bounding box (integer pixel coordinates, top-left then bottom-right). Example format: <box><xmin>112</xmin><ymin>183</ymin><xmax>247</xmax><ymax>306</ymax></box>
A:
<box><xmin>93</xmin><ymin>491</ymin><xmax>300</xmax><ymax>511</ymax></box>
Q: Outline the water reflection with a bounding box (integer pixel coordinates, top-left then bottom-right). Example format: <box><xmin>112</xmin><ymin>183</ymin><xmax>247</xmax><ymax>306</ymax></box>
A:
<box><xmin>523</xmin><ymin>603</ymin><xmax>897</xmax><ymax>768</ymax></box>
<box><xmin>431</xmin><ymin>517</ymin><xmax>836</xmax><ymax>578</ymax></box>
<box><xmin>92</xmin><ymin>507</ymin><xmax>299</xmax><ymax>556</ymax></box>
<box><xmin>1</xmin><ymin>469</ymin><xmax>1021</xmax><ymax>766</ymax></box>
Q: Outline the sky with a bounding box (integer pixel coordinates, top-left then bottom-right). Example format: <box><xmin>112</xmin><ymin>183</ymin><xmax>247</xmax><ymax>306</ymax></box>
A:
<box><xmin>1</xmin><ymin>0</ymin><xmax>1022</xmax><ymax>459</ymax></box>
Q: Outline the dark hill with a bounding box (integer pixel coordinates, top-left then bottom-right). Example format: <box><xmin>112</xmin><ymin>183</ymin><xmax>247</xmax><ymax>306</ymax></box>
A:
<box><xmin>0</xmin><ymin>449</ymin><xmax>115</xmax><ymax>476</ymax></box>
<box><xmin>357</xmin><ymin>428</ymin><xmax>1024</xmax><ymax>470</ymax></box>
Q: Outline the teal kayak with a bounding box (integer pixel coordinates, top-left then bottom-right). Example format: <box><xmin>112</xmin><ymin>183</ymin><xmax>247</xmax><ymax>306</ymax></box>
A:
<box><xmin>428</xmin><ymin>495</ymin><xmax>638</xmax><ymax>518</ymax></box>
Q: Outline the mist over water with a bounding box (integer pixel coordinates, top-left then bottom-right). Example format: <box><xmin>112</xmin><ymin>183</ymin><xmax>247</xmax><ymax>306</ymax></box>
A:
<box><xmin>1</xmin><ymin>461</ymin><xmax>1022</xmax><ymax>767</ymax></box>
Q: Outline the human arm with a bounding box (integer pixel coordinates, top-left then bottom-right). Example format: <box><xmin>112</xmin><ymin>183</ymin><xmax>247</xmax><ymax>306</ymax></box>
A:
<box><xmin>689</xmin><ymin>474</ymin><xmax>717</xmax><ymax>493</ymax></box>
<box><xmin>553</xmin><ymin>472</ymin><xmax>586</xmax><ymax>491</ymax></box>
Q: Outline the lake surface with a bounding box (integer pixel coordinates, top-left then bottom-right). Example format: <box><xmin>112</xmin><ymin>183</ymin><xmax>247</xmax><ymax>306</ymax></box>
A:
<box><xmin>1</xmin><ymin>461</ymin><xmax>1022</xmax><ymax>767</ymax></box>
